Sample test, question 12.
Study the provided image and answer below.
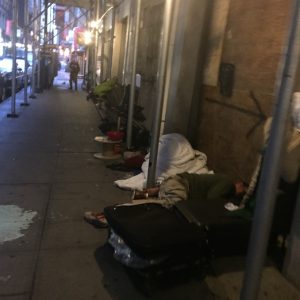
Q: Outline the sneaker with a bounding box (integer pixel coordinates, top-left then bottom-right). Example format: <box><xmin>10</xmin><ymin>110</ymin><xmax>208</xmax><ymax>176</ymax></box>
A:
<box><xmin>83</xmin><ymin>211</ymin><xmax>108</xmax><ymax>228</ymax></box>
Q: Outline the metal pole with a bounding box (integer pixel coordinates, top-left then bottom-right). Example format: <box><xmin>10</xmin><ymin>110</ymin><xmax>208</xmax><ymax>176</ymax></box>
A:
<box><xmin>100</xmin><ymin>0</ymin><xmax>106</xmax><ymax>82</ymax></box>
<box><xmin>146</xmin><ymin>0</ymin><xmax>173</xmax><ymax>187</ymax></box>
<box><xmin>26</xmin><ymin>2</ymin><xmax>52</xmax><ymax>27</ymax></box>
<box><xmin>107</xmin><ymin>4</ymin><xmax>115</xmax><ymax>79</ymax></box>
<box><xmin>30</xmin><ymin>0</ymin><xmax>37</xmax><ymax>99</ymax></box>
<box><xmin>124</xmin><ymin>2</ymin><xmax>135</xmax><ymax>84</ymax></box>
<box><xmin>126</xmin><ymin>0</ymin><xmax>141</xmax><ymax>149</ymax></box>
<box><xmin>21</xmin><ymin>0</ymin><xmax>30</xmax><ymax>106</ymax></box>
<box><xmin>84</xmin><ymin>11</ymin><xmax>90</xmax><ymax>90</ymax></box>
<box><xmin>121</xmin><ymin>12</ymin><xmax>131</xmax><ymax>85</ymax></box>
<box><xmin>51</xmin><ymin>4</ymin><xmax>55</xmax><ymax>44</ymax></box>
<box><xmin>160</xmin><ymin>0</ymin><xmax>180</xmax><ymax>135</ymax></box>
<box><xmin>7</xmin><ymin>0</ymin><xmax>18</xmax><ymax>118</ymax></box>
<box><xmin>36</xmin><ymin>0</ymin><xmax>42</xmax><ymax>92</ymax></box>
<box><xmin>94</xmin><ymin>0</ymin><xmax>100</xmax><ymax>87</ymax></box>
<box><xmin>44</xmin><ymin>0</ymin><xmax>48</xmax><ymax>44</ymax></box>
<box><xmin>88</xmin><ymin>0</ymin><xmax>96</xmax><ymax>89</ymax></box>
<box><xmin>41</xmin><ymin>0</ymin><xmax>48</xmax><ymax>90</ymax></box>
<box><xmin>39</xmin><ymin>13</ymin><xmax>55</xmax><ymax>33</ymax></box>
<box><xmin>241</xmin><ymin>1</ymin><xmax>300</xmax><ymax>299</ymax></box>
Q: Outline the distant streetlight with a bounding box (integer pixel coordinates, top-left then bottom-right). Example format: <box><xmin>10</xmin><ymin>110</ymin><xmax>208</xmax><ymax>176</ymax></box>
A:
<box><xmin>90</xmin><ymin>20</ymin><xmax>97</xmax><ymax>29</ymax></box>
<box><xmin>84</xmin><ymin>31</ymin><xmax>93</xmax><ymax>45</ymax></box>
<box><xmin>88</xmin><ymin>6</ymin><xmax>114</xmax><ymax>32</ymax></box>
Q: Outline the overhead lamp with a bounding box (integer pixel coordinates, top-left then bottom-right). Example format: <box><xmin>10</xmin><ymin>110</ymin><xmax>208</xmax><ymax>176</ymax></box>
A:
<box><xmin>84</xmin><ymin>31</ymin><xmax>93</xmax><ymax>45</ymax></box>
<box><xmin>90</xmin><ymin>20</ymin><xmax>98</xmax><ymax>29</ymax></box>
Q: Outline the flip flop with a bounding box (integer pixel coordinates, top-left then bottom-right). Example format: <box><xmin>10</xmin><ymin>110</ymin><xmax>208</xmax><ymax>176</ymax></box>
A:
<box><xmin>84</xmin><ymin>211</ymin><xmax>108</xmax><ymax>228</ymax></box>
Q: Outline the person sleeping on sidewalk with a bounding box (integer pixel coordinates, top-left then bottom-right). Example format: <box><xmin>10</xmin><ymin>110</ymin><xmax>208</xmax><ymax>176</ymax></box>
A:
<box><xmin>84</xmin><ymin>173</ymin><xmax>247</xmax><ymax>228</ymax></box>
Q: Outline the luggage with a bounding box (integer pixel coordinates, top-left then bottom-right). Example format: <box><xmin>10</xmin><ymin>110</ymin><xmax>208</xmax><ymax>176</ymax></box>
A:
<box><xmin>104</xmin><ymin>203</ymin><xmax>207</xmax><ymax>259</ymax></box>
<box><xmin>104</xmin><ymin>203</ymin><xmax>210</xmax><ymax>294</ymax></box>
<box><xmin>104</xmin><ymin>198</ymin><xmax>252</xmax><ymax>258</ymax></box>
<box><xmin>103</xmin><ymin>200</ymin><xmax>252</xmax><ymax>293</ymax></box>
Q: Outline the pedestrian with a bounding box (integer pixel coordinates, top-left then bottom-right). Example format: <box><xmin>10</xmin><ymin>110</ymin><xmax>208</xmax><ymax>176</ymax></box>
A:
<box><xmin>68</xmin><ymin>55</ymin><xmax>80</xmax><ymax>90</ymax></box>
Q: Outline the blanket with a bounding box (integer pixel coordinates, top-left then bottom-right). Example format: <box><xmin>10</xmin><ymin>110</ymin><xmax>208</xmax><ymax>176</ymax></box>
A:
<box><xmin>114</xmin><ymin>133</ymin><xmax>210</xmax><ymax>190</ymax></box>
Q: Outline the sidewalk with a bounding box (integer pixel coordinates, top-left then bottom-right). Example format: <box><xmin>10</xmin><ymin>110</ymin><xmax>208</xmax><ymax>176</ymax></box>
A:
<box><xmin>0</xmin><ymin>79</ymin><xmax>299</xmax><ymax>300</ymax></box>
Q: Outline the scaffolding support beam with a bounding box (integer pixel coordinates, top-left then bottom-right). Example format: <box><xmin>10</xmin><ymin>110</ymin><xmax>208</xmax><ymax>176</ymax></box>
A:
<box><xmin>7</xmin><ymin>0</ymin><xmax>18</xmax><ymax>118</ymax></box>
<box><xmin>94</xmin><ymin>0</ymin><xmax>100</xmax><ymax>87</ymax></box>
<box><xmin>36</xmin><ymin>0</ymin><xmax>42</xmax><ymax>92</ymax></box>
<box><xmin>21</xmin><ymin>0</ymin><xmax>30</xmax><ymax>106</ymax></box>
<box><xmin>121</xmin><ymin>10</ymin><xmax>131</xmax><ymax>86</ymax></box>
<box><xmin>146</xmin><ymin>0</ymin><xmax>174</xmax><ymax>187</ymax></box>
<box><xmin>241</xmin><ymin>1</ymin><xmax>300</xmax><ymax>299</ymax></box>
<box><xmin>126</xmin><ymin>0</ymin><xmax>141</xmax><ymax>149</ymax></box>
<box><xmin>30</xmin><ymin>0</ymin><xmax>38</xmax><ymax>99</ymax></box>
<box><xmin>100</xmin><ymin>0</ymin><xmax>106</xmax><ymax>82</ymax></box>
<box><xmin>107</xmin><ymin>3</ymin><xmax>116</xmax><ymax>79</ymax></box>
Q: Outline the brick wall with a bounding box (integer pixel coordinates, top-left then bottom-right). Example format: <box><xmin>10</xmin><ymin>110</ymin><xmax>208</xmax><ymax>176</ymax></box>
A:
<box><xmin>197</xmin><ymin>0</ymin><xmax>293</xmax><ymax>180</ymax></box>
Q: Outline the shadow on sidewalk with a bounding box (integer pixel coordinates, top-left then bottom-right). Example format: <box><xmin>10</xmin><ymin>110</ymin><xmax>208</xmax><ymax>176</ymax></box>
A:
<box><xmin>94</xmin><ymin>243</ymin><xmax>215</xmax><ymax>300</ymax></box>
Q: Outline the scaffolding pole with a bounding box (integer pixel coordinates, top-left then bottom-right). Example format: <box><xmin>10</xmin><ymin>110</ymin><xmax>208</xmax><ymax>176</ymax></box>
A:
<box><xmin>107</xmin><ymin>3</ymin><xmax>116</xmax><ymax>79</ymax></box>
<box><xmin>241</xmin><ymin>1</ymin><xmax>300</xmax><ymax>299</ymax></box>
<box><xmin>100</xmin><ymin>0</ymin><xmax>106</xmax><ymax>82</ymax></box>
<box><xmin>27</xmin><ymin>2</ymin><xmax>52</xmax><ymax>27</ymax></box>
<box><xmin>7</xmin><ymin>0</ymin><xmax>18</xmax><ymax>118</ymax></box>
<box><xmin>21</xmin><ymin>0</ymin><xmax>30</xmax><ymax>106</ymax></box>
<box><xmin>89</xmin><ymin>0</ymin><xmax>96</xmax><ymax>89</ymax></box>
<box><xmin>121</xmin><ymin>9</ymin><xmax>131</xmax><ymax>86</ymax></box>
<box><xmin>126</xmin><ymin>0</ymin><xmax>141</xmax><ymax>149</ymax></box>
<box><xmin>36</xmin><ymin>0</ymin><xmax>42</xmax><ymax>92</ymax></box>
<box><xmin>146</xmin><ymin>0</ymin><xmax>174</xmax><ymax>187</ymax></box>
<box><xmin>30</xmin><ymin>0</ymin><xmax>37</xmax><ymax>98</ymax></box>
<box><xmin>94</xmin><ymin>0</ymin><xmax>100</xmax><ymax>87</ymax></box>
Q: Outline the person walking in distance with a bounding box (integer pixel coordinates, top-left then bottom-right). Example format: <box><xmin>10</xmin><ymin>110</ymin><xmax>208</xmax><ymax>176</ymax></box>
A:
<box><xmin>69</xmin><ymin>55</ymin><xmax>80</xmax><ymax>90</ymax></box>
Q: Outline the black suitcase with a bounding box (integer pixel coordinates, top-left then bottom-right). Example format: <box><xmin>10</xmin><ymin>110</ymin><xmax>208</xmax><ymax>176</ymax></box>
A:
<box><xmin>103</xmin><ymin>203</ymin><xmax>210</xmax><ymax>294</ymax></box>
<box><xmin>104</xmin><ymin>199</ymin><xmax>252</xmax><ymax>259</ymax></box>
<box><xmin>103</xmin><ymin>201</ymin><xmax>252</xmax><ymax>293</ymax></box>
<box><xmin>104</xmin><ymin>203</ymin><xmax>208</xmax><ymax>259</ymax></box>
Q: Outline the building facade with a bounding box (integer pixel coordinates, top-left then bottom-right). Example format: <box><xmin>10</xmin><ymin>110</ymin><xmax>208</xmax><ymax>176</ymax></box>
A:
<box><xmin>0</xmin><ymin>0</ymin><xmax>12</xmax><ymax>42</ymax></box>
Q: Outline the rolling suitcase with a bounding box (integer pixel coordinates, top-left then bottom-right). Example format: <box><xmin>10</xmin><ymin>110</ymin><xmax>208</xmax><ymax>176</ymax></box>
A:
<box><xmin>103</xmin><ymin>200</ymin><xmax>252</xmax><ymax>293</ymax></box>
<box><xmin>104</xmin><ymin>203</ymin><xmax>210</xmax><ymax>294</ymax></box>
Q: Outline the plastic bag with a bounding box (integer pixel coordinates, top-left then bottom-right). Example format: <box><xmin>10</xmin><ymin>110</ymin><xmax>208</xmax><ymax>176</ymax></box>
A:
<box><xmin>108</xmin><ymin>229</ymin><xmax>165</xmax><ymax>269</ymax></box>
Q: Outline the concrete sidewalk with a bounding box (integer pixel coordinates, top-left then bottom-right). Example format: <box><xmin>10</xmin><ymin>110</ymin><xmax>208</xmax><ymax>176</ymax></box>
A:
<box><xmin>0</xmin><ymin>79</ymin><xmax>299</xmax><ymax>300</ymax></box>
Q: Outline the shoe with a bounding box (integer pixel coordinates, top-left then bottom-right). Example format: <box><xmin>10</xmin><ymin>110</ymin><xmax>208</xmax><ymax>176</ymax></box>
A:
<box><xmin>83</xmin><ymin>211</ymin><xmax>108</xmax><ymax>228</ymax></box>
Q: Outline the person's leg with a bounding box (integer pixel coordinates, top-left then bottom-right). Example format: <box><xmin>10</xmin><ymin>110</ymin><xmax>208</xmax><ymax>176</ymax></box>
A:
<box><xmin>159</xmin><ymin>175</ymin><xmax>189</xmax><ymax>203</ymax></box>
<box><xmin>69</xmin><ymin>75</ymin><xmax>72</xmax><ymax>89</ymax></box>
<box><xmin>74</xmin><ymin>76</ymin><xmax>78</xmax><ymax>90</ymax></box>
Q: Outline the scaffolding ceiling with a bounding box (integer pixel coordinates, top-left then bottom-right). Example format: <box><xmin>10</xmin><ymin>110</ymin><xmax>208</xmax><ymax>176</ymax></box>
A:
<box><xmin>50</xmin><ymin>0</ymin><xmax>90</xmax><ymax>9</ymax></box>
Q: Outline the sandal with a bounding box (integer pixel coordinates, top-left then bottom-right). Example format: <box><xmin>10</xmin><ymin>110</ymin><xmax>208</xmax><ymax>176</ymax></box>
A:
<box><xmin>84</xmin><ymin>211</ymin><xmax>108</xmax><ymax>228</ymax></box>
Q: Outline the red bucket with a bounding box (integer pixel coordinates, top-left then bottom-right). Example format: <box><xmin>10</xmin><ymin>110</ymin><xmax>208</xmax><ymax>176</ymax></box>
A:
<box><xmin>107</xmin><ymin>131</ymin><xmax>125</xmax><ymax>141</ymax></box>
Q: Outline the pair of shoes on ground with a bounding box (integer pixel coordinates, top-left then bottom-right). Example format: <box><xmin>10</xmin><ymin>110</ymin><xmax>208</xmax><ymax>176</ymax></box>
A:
<box><xmin>84</xmin><ymin>211</ymin><xmax>108</xmax><ymax>228</ymax></box>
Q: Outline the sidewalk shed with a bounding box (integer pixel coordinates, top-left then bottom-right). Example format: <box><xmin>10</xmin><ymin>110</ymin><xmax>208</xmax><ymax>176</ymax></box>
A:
<box><xmin>0</xmin><ymin>77</ymin><xmax>299</xmax><ymax>299</ymax></box>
